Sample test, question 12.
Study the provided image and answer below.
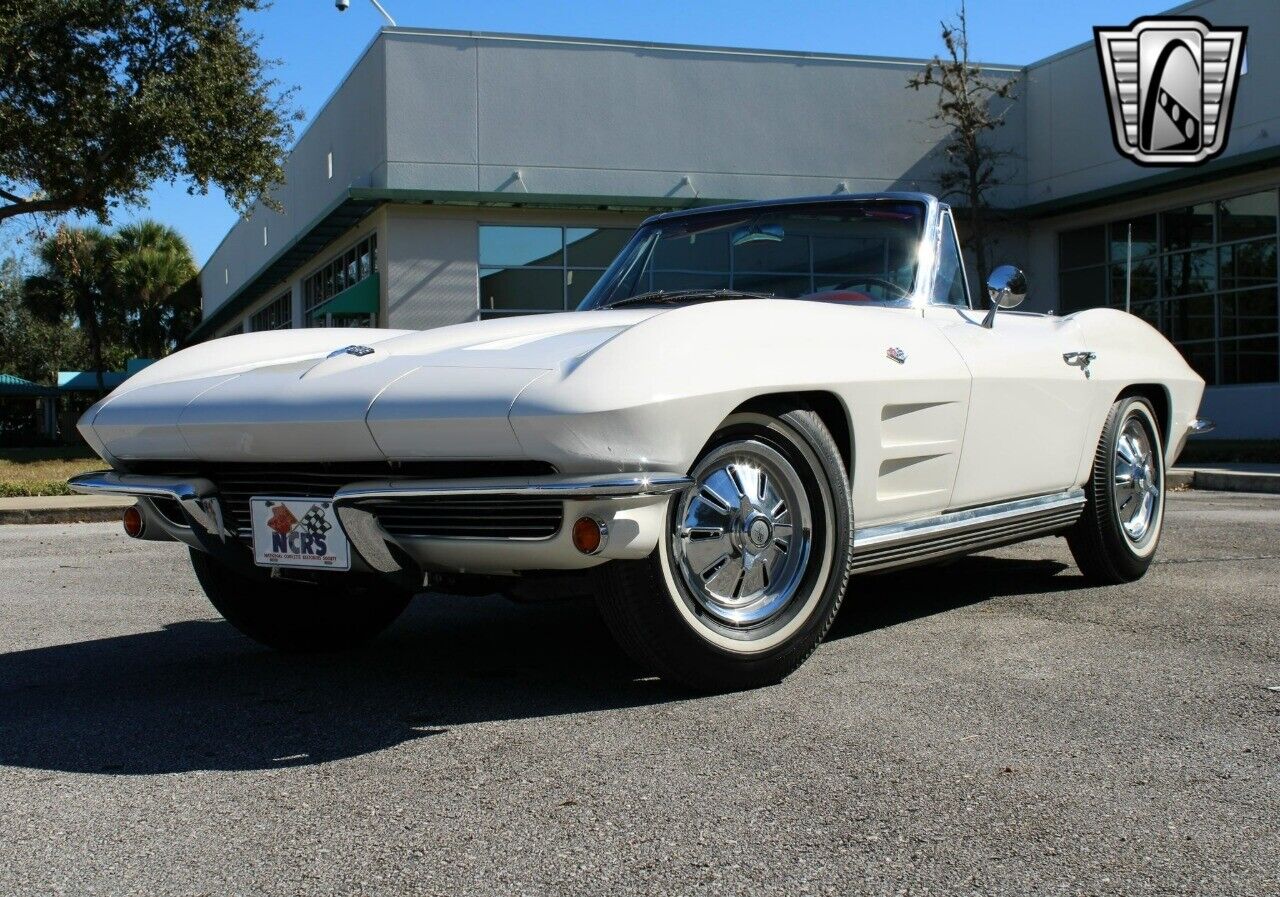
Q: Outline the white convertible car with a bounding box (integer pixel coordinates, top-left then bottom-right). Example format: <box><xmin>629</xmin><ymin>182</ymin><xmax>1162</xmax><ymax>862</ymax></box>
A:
<box><xmin>72</xmin><ymin>193</ymin><xmax>1210</xmax><ymax>690</ymax></box>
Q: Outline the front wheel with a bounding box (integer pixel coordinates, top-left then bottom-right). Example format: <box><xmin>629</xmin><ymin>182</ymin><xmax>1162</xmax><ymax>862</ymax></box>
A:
<box><xmin>1067</xmin><ymin>396</ymin><xmax>1166</xmax><ymax>584</ymax></box>
<box><xmin>189</xmin><ymin>549</ymin><xmax>413</xmax><ymax>652</ymax></box>
<box><xmin>595</xmin><ymin>406</ymin><xmax>854</xmax><ymax>691</ymax></box>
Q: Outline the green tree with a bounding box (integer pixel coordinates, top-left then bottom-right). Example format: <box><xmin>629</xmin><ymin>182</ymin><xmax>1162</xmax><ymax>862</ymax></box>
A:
<box><xmin>22</xmin><ymin>227</ymin><xmax>122</xmax><ymax>396</ymax></box>
<box><xmin>0</xmin><ymin>0</ymin><xmax>300</xmax><ymax>226</ymax></box>
<box><xmin>0</xmin><ymin>257</ymin><xmax>86</xmax><ymax>385</ymax></box>
<box><xmin>113</xmin><ymin>221</ymin><xmax>200</xmax><ymax>358</ymax></box>
<box><xmin>906</xmin><ymin>1</ymin><xmax>1018</xmax><ymax>295</ymax></box>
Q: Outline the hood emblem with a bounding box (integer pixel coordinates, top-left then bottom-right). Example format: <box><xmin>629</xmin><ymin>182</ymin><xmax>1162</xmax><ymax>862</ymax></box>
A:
<box><xmin>329</xmin><ymin>345</ymin><xmax>375</xmax><ymax>358</ymax></box>
<box><xmin>886</xmin><ymin>347</ymin><xmax>907</xmax><ymax>364</ymax></box>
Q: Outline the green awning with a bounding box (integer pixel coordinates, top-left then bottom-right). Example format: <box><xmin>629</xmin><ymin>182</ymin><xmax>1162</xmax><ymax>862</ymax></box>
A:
<box><xmin>310</xmin><ymin>273</ymin><xmax>380</xmax><ymax>318</ymax></box>
<box><xmin>0</xmin><ymin>373</ymin><xmax>58</xmax><ymax>398</ymax></box>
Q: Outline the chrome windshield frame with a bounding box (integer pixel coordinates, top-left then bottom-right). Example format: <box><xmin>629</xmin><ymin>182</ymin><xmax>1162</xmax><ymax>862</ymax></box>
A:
<box><xmin>579</xmin><ymin>192</ymin><xmax>945</xmax><ymax>312</ymax></box>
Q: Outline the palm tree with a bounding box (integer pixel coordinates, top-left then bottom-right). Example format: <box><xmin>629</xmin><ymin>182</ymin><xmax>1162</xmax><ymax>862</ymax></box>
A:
<box><xmin>112</xmin><ymin>221</ymin><xmax>199</xmax><ymax>358</ymax></box>
<box><xmin>23</xmin><ymin>226</ymin><xmax>119</xmax><ymax>396</ymax></box>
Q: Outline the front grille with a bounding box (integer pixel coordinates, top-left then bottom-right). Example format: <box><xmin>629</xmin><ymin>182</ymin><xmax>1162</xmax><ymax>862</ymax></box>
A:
<box><xmin>127</xmin><ymin>461</ymin><xmax>558</xmax><ymax>542</ymax></box>
<box><xmin>363</xmin><ymin>497</ymin><xmax>564</xmax><ymax>539</ymax></box>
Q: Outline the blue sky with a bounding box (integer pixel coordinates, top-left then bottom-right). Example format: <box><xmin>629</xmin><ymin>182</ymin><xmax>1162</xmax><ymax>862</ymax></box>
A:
<box><xmin>108</xmin><ymin>0</ymin><xmax>1169</xmax><ymax>266</ymax></box>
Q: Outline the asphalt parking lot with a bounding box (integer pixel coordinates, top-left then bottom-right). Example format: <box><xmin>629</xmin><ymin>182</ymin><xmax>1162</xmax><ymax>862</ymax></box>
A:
<box><xmin>0</xmin><ymin>491</ymin><xmax>1277</xmax><ymax>896</ymax></box>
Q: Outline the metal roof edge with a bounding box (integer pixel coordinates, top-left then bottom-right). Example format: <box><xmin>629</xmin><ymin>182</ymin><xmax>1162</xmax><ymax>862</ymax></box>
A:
<box><xmin>379</xmin><ymin>26</ymin><xmax>1024</xmax><ymax>72</ymax></box>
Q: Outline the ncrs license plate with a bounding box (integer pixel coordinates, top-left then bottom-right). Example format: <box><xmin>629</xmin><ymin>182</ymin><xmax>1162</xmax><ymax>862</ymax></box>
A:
<box><xmin>250</xmin><ymin>497</ymin><xmax>351</xmax><ymax>571</ymax></box>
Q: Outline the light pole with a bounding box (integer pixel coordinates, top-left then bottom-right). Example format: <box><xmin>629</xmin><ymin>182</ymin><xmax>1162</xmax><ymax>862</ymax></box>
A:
<box><xmin>335</xmin><ymin>0</ymin><xmax>397</xmax><ymax>26</ymax></box>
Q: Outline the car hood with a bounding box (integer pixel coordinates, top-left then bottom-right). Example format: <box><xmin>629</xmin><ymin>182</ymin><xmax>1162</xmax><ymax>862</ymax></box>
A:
<box><xmin>80</xmin><ymin>310</ymin><xmax>663</xmax><ymax>464</ymax></box>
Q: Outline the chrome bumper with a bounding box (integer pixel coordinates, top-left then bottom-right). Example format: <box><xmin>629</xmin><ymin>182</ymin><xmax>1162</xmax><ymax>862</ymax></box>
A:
<box><xmin>66</xmin><ymin>471</ymin><xmax>226</xmax><ymax>535</ymax></box>
<box><xmin>67</xmin><ymin>470</ymin><xmax>691</xmax><ymax>574</ymax></box>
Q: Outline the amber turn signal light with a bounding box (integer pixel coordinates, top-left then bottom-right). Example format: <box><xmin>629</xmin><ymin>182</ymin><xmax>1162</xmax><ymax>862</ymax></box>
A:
<box><xmin>571</xmin><ymin>516</ymin><xmax>607</xmax><ymax>555</ymax></box>
<box><xmin>122</xmin><ymin>505</ymin><xmax>145</xmax><ymax>539</ymax></box>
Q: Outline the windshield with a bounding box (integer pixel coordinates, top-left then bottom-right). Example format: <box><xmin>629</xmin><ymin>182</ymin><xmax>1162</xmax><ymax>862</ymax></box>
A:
<box><xmin>579</xmin><ymin>200</ymin><xmax>927</xmax><ymax>309</ymax></box>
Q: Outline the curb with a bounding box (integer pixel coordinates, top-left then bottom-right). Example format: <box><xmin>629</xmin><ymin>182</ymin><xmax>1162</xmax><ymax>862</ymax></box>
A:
<box><xmin>1186</xmin><ymin>469</ymin><xmax>1280</xmax><ymax>495</ymax></box>
<box><xmin>0</xmin><ymin>505</ymin><xmax>130</xmax><ymax>526</ymax></box>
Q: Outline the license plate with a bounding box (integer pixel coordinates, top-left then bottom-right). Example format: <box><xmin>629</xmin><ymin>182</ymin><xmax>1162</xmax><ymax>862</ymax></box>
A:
<box><xmin>250</xmin><ymin>497</ymin><xmax>351</xmax><ymax>571</ymax></box>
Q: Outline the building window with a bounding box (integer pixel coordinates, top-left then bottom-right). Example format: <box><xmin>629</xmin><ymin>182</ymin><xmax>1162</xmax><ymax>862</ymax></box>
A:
<box><xmin>303</xmin><ymin>233</ymin><xmax>377</xmax><ymax>328</ymax></box>
<box><xmin>1058</xmin><ymin>188</ymin><xmax>1279</xmax><ymax>385</ymax></box>
<box><xmin>250</xmin><ymin>292</ymin><xmax>292</xmax><ymax>331</ymax></box>
<box><xmin>479</xmin><ymin>225</ymin><xmax>632</xmax><ymax>317</ymax></box>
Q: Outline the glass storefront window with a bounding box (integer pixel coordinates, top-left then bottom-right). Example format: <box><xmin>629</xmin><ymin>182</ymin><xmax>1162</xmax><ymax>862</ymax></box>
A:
<box><xmin>250</xmin><ymin>292</ymin><xmax>292</xmax><ymax>331</ymax></box>
<box><xmin>1059</xmin><ymin>225</ymin><xmax>1105</xmax><ymax>269</ymax></box>
<box><xmin>566</xmin><ymin>228</ymin><xmax>631</xmax><ymax>267</ymax></box>
<box><xmin>1058</xmin><ymin>266</ymin><xmax>1107</xmax><ymax>315</ymax></box>
<box><xmin>1165</xmin><ymin>295</ymin><xmax>1216</xmax><ymax>342</ymax></box>
<box><xmin>1108</xmin><ymin>258</ymin><xmax>1158</xmax><ymax>305</ymax></box>
<box><xmin>1220</xmin><ymin>288</ymin><xmax>1279</xmax><ymax>338</ymax></box>
<box><xmin>1220</xmin><ymin>336</ymin><xmax>1279</xmax><ymax>384</ymax></box>
<box><xmin>1161</xmin><ymin>203</ymin><xmax>1214</xmax><ymax>252</ymax></box>
<box><xmin>478</xmin><ymin>225</ymin><xmax>634</xmax><ymax>316</ymax></box>
<box><xmin>1057</xmin><ymin>188</ymin><xmax>1280</xmax><ymax>385</ymax></box>
<box><xmin>303</xmin><ymin>233</ymin><xmax>378</xmax><ymax>327</ymax></box>
<box><xmin>1218</xmin><ymin>191</ymin><xmax>1278</xmax><ymax>243</ymax></box>
<box><xmin>1108</xmin><ymin>215</ymin><xmax>1158</xmax><ymax>260</ymax></box>
<box><xmin>1219</xmin><ymin>239</ymin><xmax>1277</xmax><ymax>290</ymax></box>
<box><xmin>1163</xmin><ymin>249</ymin><xmax>1216</xmax><ymax>297</ymax></box>
<box><xmin>479</xmin><ymin>267</ymin><xmax>564</xmax><ymax>313</ymax></box>
<box><xmin>479</xmin><ymin>226</ymin><xmax>563</xmax><ymax>267</ymax></box>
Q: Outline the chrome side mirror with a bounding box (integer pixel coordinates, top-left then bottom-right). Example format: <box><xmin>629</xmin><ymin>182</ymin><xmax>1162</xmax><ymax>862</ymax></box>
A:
<box><xmin>982</xmin><ymin>265</ymin><xmax>1028</xmax><ymax>328</ymax></box>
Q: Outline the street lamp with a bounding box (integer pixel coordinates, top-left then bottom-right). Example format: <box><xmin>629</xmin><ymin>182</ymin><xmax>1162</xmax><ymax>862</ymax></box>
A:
<box><xmin>335</xmin><ymin>0</ymin><xmax>397</xmax><ymax>26</ymax></box>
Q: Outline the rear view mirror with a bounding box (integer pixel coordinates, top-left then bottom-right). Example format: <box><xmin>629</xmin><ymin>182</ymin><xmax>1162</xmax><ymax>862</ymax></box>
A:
<box><xmin>982</xmin><ymin>265</ymin><xmax>1028</xmax><ymax>328</ymax></box>
<box><xmin>731</xmin><ymin>223</ymin><xmax>785</xmax><ymax>246</ymax></box>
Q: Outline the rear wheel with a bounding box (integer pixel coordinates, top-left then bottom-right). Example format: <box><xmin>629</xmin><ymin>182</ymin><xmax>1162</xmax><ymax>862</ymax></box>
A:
<box><xmin>595</xmin><ymin>406</ymin><xmax>853</xmax><ymax>691</ymax></box>
<box><xmin>1067</xmin><ymin>396</ymin><xmax>1166</xmax><ymax>584</ymax></box>
<box><xmin>189</xmin><ymin>549</ymin><xmax>413</xmax><ymax>652</ymax></box>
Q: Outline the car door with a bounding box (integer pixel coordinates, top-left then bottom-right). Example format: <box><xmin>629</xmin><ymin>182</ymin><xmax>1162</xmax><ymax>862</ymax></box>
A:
<box><xmin>923</xmin><ymin>211</ymin><xmax>1095</xmax><ymax>508</ymax></box>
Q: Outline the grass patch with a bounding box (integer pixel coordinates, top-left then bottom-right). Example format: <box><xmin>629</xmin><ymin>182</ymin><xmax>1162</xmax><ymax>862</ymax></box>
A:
<box><xmin>1179</xmin><ymin>439</ymin><xmax>1280</xmax><ymax>465</ymax></box>
<box><xmin>0</xmin><ymin>447</ymin><xmax>103</xmax><ymax>498</ymax></box>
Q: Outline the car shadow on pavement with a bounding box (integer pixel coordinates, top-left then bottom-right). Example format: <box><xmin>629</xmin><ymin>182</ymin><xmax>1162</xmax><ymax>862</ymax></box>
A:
<box><xmin>827</xmin><ymin>555</ymin><xmax>1082</xmax><ymax>641</ymax></box>
<box><xmin>0</xmin><ymin>555</ymin><xmax>1079</xmax><ymax>776</ymax></box>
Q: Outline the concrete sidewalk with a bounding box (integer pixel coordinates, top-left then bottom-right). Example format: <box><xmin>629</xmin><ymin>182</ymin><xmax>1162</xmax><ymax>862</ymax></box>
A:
<box><xmin>0</xmin><ymin>494</ymin><xmax>133</xmax><ymax>525</ymax></box>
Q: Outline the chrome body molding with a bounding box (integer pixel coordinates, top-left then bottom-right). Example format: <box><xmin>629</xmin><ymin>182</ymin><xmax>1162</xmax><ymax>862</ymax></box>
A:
<box><xmin>851</xmin><ymin>489</ymin><xmax>1087</xmax><ymax>573</ymax></box>
<box><xmin>1189</xmin><ymin>418</ymin><xmax>1216</xmax><ymax>434</ymax></box>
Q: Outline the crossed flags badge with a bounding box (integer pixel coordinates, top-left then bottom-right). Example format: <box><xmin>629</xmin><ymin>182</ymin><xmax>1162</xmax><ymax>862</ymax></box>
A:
<box><xmin>298</xmin><ymin>504</ymin><xmax>334</xmax><ymax>539</ymax></box>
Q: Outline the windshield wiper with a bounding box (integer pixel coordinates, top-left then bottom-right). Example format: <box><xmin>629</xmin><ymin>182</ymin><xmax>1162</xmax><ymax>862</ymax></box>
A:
<box><xmin>599</xmin><ymin>289</ymin><xmax>775</xmax><ymax>309</ymax></box>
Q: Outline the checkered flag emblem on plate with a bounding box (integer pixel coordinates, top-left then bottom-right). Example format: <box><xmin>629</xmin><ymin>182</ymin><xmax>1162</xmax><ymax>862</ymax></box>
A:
<box><xmin>1094</xmin><ymin>16</ymin><xmax>1246</xmax><ymax>166</ymax></box>
<box><xmin>299</xmin><ymin>504</ymin><xmax>333</xmax><ymax>538</ymax></box>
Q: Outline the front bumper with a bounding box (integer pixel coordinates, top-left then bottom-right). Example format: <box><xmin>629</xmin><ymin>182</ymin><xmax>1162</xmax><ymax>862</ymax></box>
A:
<box><xmin>68</xmin><ymin>470</ymin><xmax>690</xmax><ymax>575</ymax></box>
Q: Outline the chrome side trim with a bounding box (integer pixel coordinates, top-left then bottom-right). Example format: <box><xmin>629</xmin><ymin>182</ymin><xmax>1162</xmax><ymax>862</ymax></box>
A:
<box><xmin>68</xmin><ymin>470</ymin><xmax>227</xmax><ymax>537</ymax></box>
<box><xmin>333</xmin><ymin>473</ymin><xmax>692</xmax><ymax>503</ymax></box>
<box><xmin>852</xmin><ymin>489</ymin><xmax>1086</xmax><ymax>573</ymax></box>
<box><xmin>1189</xmin><ymin>418</ymin><xmax>1216</xmax><ymax>434</ymax></box>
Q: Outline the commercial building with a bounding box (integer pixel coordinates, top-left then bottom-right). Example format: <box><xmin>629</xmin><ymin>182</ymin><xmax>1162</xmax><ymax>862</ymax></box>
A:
<box><xmin>197</xmin><ymin>0</ymin><xmax>1280</xmax><ymax>437</ymax></box>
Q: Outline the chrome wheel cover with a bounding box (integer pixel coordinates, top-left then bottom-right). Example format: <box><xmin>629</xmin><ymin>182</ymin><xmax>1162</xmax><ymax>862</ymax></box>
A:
<box><xmin>1112</xmin><ymin>414</ymin><xmax>1161</xmax><ymax>545</ymax></box>
<box><xmin>671</xmin><ymin>440</ymin><xmax>813</xmax><ymax>631</ymax></box>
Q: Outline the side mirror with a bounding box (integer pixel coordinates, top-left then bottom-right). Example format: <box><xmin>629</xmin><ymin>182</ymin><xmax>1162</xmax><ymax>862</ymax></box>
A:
<box><xmin>982</xmin><ymin>265</ymin><xmax>1028</xmax><ymax>328</ymax></box>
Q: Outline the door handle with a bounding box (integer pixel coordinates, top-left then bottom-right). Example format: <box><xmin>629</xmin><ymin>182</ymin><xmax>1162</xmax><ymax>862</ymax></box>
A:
<box><xmin>1063</xmin><ymin>351</ymin><xmax>1097</xmax><ymax>377</ymax></box>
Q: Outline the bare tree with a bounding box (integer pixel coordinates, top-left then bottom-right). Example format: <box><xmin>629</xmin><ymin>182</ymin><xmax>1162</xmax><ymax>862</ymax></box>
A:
<box><xmin>907</xmin><ymin>1</ymin><xmax>1018</xmax><ymax>296</ymax></box>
